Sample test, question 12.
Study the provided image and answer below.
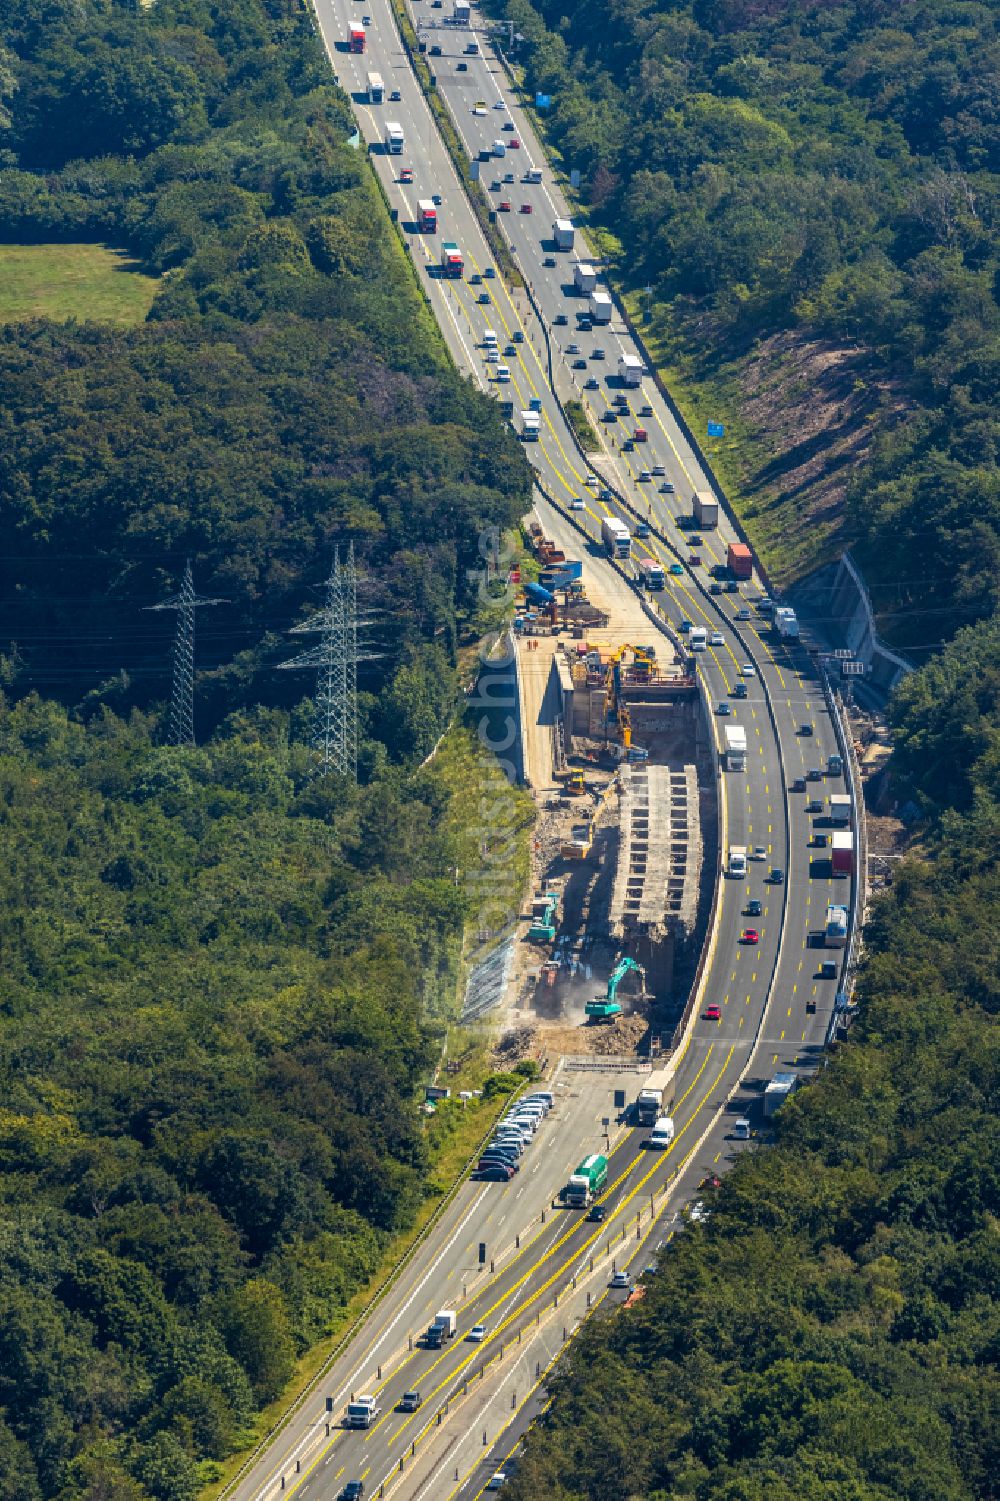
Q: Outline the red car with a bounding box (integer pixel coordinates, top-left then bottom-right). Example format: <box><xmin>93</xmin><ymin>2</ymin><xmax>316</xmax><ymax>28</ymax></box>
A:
<box><xmin>704</xmin><ymin>1004</ymin><xmax>722</xmax><ymax>1022</ymax></box>
<box><xmin>741</xmin><ymin>929</ymin><xmax>760</xmax><ymax>945</ymax></box>
<box><xmin>498</xmin><ymin>200</ymin><xmax>511</xmax><ymax>212</ymax></box>
<box><xmin>509</xmin><ymin>137</ymin><xmax>520</xmax><ymax>148</ymax></box>
<box><xmin>520</xmin><ymin>203</ymin><xmax>533</xmax><ymax>214</ymax></box>
<box><xmin>399</xmin><ymin>167</ymin><xmax>414</xmax><ymax>183</ymax></box>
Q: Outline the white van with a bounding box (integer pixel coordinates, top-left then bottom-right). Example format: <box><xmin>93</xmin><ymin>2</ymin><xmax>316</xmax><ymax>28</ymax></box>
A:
<box><xmin>483</xmin><ymin>328</ymin><xmax>498</xmax><ymax>347</ymax></box>
<box><xmin>496</xmin><ymin>365</ymin><xmax>511</xmax><ymax>382</ymax></box>
<box><xmin>525</xmin><ymin>167</ymin><xmax>542</xmax><ymax>183</ymax></box>
<box><xmin>492</xmin><ymin>140</ymin><xmax>507</xmax><ymax>157</ymax></box>
<box><xmin>647</xmin><ymin>1116</ymin><xmax>675</xmax><ymax>1149</ymax></box>
<box><xmin>733</xmin><ymin>1117</ymin><xmax>751</xmax><ymax>1140</ymax></box>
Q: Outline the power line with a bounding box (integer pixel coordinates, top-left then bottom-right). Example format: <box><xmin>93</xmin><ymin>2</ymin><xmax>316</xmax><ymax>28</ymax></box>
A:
<box><xmin>279</xmin><ymin>544</ymin><xmax>379</xmax><ymax>779</ymax></box>
<box><xmin>145</xmin><ymin>561</ymin><xmax>226</xmax><ymax>747</ymax></box>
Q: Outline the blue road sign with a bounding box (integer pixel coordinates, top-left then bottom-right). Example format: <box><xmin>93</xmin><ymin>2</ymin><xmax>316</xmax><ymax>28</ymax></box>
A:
<box><xmin>535</xmin><ymin>93</ymin><xmax>552</xmax><ymax>109</ymax></box>
<box><xmin>707</xmin><ymin>421</ymin><xmax>725</xmax><ymax>438</ymax></box>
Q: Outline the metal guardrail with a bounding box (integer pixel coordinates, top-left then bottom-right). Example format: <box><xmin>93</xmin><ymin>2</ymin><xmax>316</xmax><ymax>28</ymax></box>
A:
<box><xmin>821</xmin><ymin>668</ymin><xmax>867</xmax><ymax>1045</ymax></box>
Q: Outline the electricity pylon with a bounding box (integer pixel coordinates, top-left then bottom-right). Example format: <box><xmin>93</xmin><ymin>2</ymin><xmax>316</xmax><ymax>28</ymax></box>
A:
<box><xmin>146</xmin><ymin>561</ymin><xmax>226</xmax><ymax>747</ymax></box>
<box><xmin>279</xmin><ymin>544</ymin><xmax>377</xmax><ymax>779</ymax></box>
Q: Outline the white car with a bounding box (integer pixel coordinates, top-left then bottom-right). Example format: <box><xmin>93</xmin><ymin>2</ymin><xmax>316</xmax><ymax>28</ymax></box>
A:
<box><xmin>751</xmin><ymin>845</ymin><xmax>767</xmax><ymax>861</ymax></box>
<box><xmin>741</xmin><ymin>662</ymin><xmax>756</xmax><ymax>676</ymax></box>
<box><xmin>472</xmin><ymin>105</ymin><xmax>487</xmax><ymax>116</ymax></box>
<box><xmin>609</xmin><ymin>1270</ymin><xmax>631</xmax><ymax>1289</ymax></box>
<box><xmin>467</xmin><ymin>1324</ymin><xmax>487</xmax><ymax>1342</ymax></box>
<box><xmin>493</xmin><ymin>100</ymin><xmax>506</xmax><ymax>110</ymax></box>
<box><xmin>585</xmin><ymin>475</ymin><xmax>599</xmax><ymax>489</ymax></box>
<box><xmin>487</xmin><ymin>1475</ymin><xmax>507</xmax><ymax>1490</ymax></box>
<box><xmin>652</xmin><ymin>464</ymin><xmax>666</xmax><ymax>476</ymax></box>
<box><xmin>710</xmin><ymin>632</ymin><xmax>724</xmax><ymax>646</ymax></box>
<box><xmin>570</xmin><ymin>498</ymin><xmax>585</xmax><ymax>510</ymax></box>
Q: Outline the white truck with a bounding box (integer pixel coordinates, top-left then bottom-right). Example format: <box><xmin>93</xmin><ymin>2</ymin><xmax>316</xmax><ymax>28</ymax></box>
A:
<box><xmin>385</xmin><ymin>121</ymin><xmax>404</xmax><ymax>154</ymax></box>
<box><xmin>828</xmin><ymin>793</ymin><xmax>852</xmax><ymax>827</ymax></box>
<box><xmin>636</xmin><ymin>1068</ymin><xmax>672</xmax><ymax>1126</ymax></box>
<box><xmin>825</xmin><ymin>904</ymin><xmax>848</xmax><ymax>947</ymax></box>
<box><xmin>763</xmin><ymin>1072</ymin><xmax>797</xmax><ymax>1118</ymax></box>
<box><xmin>728</xmin><ymin>844</ymin><xmax>748</xmax><ymax>877</ymax></box>
<box><xmin>618</xmin><ymin>353</ymin><xmax>644</xmax><ymax>387</ymax></box>
<box><xmin>574</xmin><ymin>263</ymin><xmax>597</xmax><ymax>294</ymax></box>
<box><xmin>589</xmin><ymin>289</ymin><xmax>613</xmax><ymax>324</ymax></box>
<box><xmin>346</xmin><ymin>1395</ymin><xmax>381</xmax><ymax>1429</ymax></box>
<box><xmin>689</xmin><ymin>626</ymin><xmax>708</xmax><ymax>652</ymax></box>
<box><xmin>692</xmin><ymin>490</ymin><xmax>719</xmax><ymax>528</ymax></box>
<box><xmin>724</xmin><ymin>724</ymin><xmax>747</xmax><ymax>772</ymax></box>
<box><xmin>646</xmin><ymin>1116</ymin><xmax>675</xmax><ymax>1149</ymax></box>
<box><xmin>601</xmin><ymin>516</ymin><xmax>631</xmax><ymax>559</ymax></box>
<box><xmin>520</xmin><ymin>410</ymin><xmax>540</xmax><ymax>442</ymax></box>
<box><xmin>553</xmin><ymin>218</ymin><xmax>575</xmax><ymax>250</ymax></box>
<box><xmin>425</xmin><ymin>1308</ymin><xmax>457</xmax><ymax>1348</ymax></box>
<box><xmin>774</xmin><ymin>606</ymin><xmax>800</xmax><ymax>640</ymax></box>
<box><xmin>453</xmin><ymin>0</ymin><xmax>471</xmax><ymax>20</ymax></box>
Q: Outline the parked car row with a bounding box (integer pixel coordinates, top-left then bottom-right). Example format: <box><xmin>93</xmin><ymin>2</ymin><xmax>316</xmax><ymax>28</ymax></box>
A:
<box><xmin>474</xmin><ymin>1091</ymin><xmax>555</xmax><ymax>1180</ymax></box>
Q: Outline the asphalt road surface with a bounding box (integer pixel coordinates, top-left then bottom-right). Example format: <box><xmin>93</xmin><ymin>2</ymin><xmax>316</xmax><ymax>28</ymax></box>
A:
<box><xmin>224</xmin><ymin>4</ymin><xmax>857</xmax><ymax>1497</ymax></box>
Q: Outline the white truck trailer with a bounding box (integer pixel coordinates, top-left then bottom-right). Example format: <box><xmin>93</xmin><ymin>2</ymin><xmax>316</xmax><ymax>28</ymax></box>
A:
<box><xmin>600</xmin><ymin>516</ymin><xmax>631</xmax><ymax>559</ymax></box>
<box><xmin>763</xmin><ymin>1072</ymin><xmax>797</xmax><ymax>1118</ymax></box>
<box><xmin>636</xmin><ymin>1068</ymin><xmax>673</xmax><ymax>1126</ymax></box>
<box><xmin>520</xmin><ymin>410</ymin><xmax>541</xmax><ymax>442</ymax></box>
<box><xmin>553</xmin><ymin>218</ymin><xmax>575</xmax><ymax>250</ymax></box>
<box><xmin>824</xmin><ymin>904</ymin><xmax>848</xmax><ymax>947</ymax></box>
<box><xmin>774</xmin><ymin>606</ymin><xmax>800</xmax><ymax>640</ymax></box>
<box><xmin>728</xmin><ymin>845</ymin><xmax>748</xmax><ymax>877</ymax></box>
<box><xmin>724</xmin><ymin>724</ymin><xmax>747</xmax><ymax>772</ymax></box>
<box><xmin>692</xmin><ymin>490</ymin><xmax>719</xmax><ymax>528</ymax></box>
<box><xmin>589</xmin><ymin>289</ymin><xmax>613</xmax><ymax>324</ymax></box>
<box><xmin>618</xmin><ymin>353</ymin><xmax>644</xmax><ymax>387</ymax></box>
<box><xmin>574</xmin><ymin>263</ymin><xmax>597</xmax><ymax>294</ymax></box>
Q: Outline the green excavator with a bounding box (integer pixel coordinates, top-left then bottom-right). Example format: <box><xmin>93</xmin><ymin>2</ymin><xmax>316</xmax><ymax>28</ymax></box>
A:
<box><xmin>586</xmin><ymin>956</ymin><xmax>646</xmax><ymax>1022</ymax></box>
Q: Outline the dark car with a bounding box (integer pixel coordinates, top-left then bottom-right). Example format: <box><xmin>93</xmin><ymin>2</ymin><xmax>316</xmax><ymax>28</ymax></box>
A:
<box><xmin>745</xmin><ymin>898</ymin><xmax>762</xmax><ymax>916</ymax></box>
<box><xmin>554</xmin><ymin>313</ymin><xmax>568</xmax><ymax>326</ymax></box>
<box><xmin>342</xmin><ymin>1485</ymin><xmax>365</xmax><ymax>1501</ymax></box>
<box><xmin>544</xmin><ymin>256</ymin><xmax>556</xmax><ymax>267</ymax></box>
<box><xmin>398</xmin><ymin>1391</ymin><xmax>422</xmax><ymax>1413</ymax></box>
<box><xmin>586</xmin><ymin>1203</ymin><xmax>606</xmax><ymax>1222</ymax></box>
<box><xmin>584</xmin><ymin>377</ymin><xmax>600</xmax><ymax>389</ymax></box>
<box><xmin>798</xmin><ymin>723</ymin><xmax>814</xmax><ymax>736</ymax></box>
<box><xmin>479</xmin><ymin>1155</ymin><xmax>519</xmax><ymax>1173</ymax></box>
<box><xmin>477</xmin><ymin>1163</ymin><xmax>513</xmax><ymax>1181</ymax></box>
<box><xmin>572</xmin><ymin>358</ymin><xmax>587</xmax><ymax>369</ymax></box>
<box><xmin>769</xmin><ymin>867</ymin><xmax>785</xmax><ymax>884</ymax></box>
<box><xmin>430</xmin><ymin>44</ymin><xmax>442</xmax><ymax>55</ymax></box>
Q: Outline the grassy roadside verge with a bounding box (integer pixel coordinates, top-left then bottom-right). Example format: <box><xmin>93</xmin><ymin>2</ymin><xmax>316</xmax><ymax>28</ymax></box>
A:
<box><xmin>387</xmin><ymin>0</ymin><xmax>522</xmax><ymax>287</ymax></box>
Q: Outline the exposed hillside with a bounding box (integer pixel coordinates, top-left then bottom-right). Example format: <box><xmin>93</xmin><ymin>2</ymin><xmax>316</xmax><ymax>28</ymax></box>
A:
<box><xmin>494</xmin><ymin>0</ymin><xmax>1000</xmax><ymax>650</ymax></box>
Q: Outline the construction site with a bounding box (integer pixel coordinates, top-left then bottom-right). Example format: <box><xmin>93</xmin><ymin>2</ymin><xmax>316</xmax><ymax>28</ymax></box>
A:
<box><xmin>495</xmin><ymin>508</ymin><xmax>716</xmax><ymax>1059</ymax></box>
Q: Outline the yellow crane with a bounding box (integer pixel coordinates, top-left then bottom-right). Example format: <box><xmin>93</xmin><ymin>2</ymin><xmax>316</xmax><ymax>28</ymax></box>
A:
<box><xmin>604</xmin><ymin>645</ymin><xmax>656</xmax><ymax>755</ymax></box>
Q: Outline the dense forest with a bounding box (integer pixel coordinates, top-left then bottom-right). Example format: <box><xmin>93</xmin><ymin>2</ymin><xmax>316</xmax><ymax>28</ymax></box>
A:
<box><xmin>507</xmin><ymin>632</ymin><xmax>1000</xmax><ymax>1501</ymax></box>
<box><xmin>0</xmin><ymin>1</ymin><xmax>531</xmax><ymax>1498</ymax></box>
<box><xmin>493</xmin><ymin>0</ymin><xmax>1000</xmax><ymax>651</ymax></box>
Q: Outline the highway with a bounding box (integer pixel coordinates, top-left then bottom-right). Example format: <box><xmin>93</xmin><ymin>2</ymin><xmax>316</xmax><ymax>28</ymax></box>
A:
<box><xmin>227</xmin><ymin>3</ymin><xmax>858</xmax><ymax>1497</ymax></box>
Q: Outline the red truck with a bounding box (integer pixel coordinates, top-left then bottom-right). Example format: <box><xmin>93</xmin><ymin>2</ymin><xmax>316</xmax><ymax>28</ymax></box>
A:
<box><xmin>727</xmin><ymin>542</ymin><xmax>752</xmax><ymax>580</ymax></box>
<box><xmin>831</xmin><ymin>831</ymin><xmax>855</xmax><ymax>877</ymax></box>
<box><xmin>349</xmin><ymin>26</ymin><xmax>366</xmax><ymax>52</ymax></box>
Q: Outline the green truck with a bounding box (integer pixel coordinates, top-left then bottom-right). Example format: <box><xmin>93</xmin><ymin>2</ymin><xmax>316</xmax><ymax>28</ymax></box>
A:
<box><xmin>565</xmin><ymin>1153</ymin><xmax>608</xmax><ymax>1207</ymax></box>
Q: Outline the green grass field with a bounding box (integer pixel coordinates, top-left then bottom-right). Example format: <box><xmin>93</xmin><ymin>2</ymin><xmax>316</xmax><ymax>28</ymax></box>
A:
<box><xmin>0</xmin><ymin>243</ymin><xmax>159</xmax><ymax>325</ymax></box>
